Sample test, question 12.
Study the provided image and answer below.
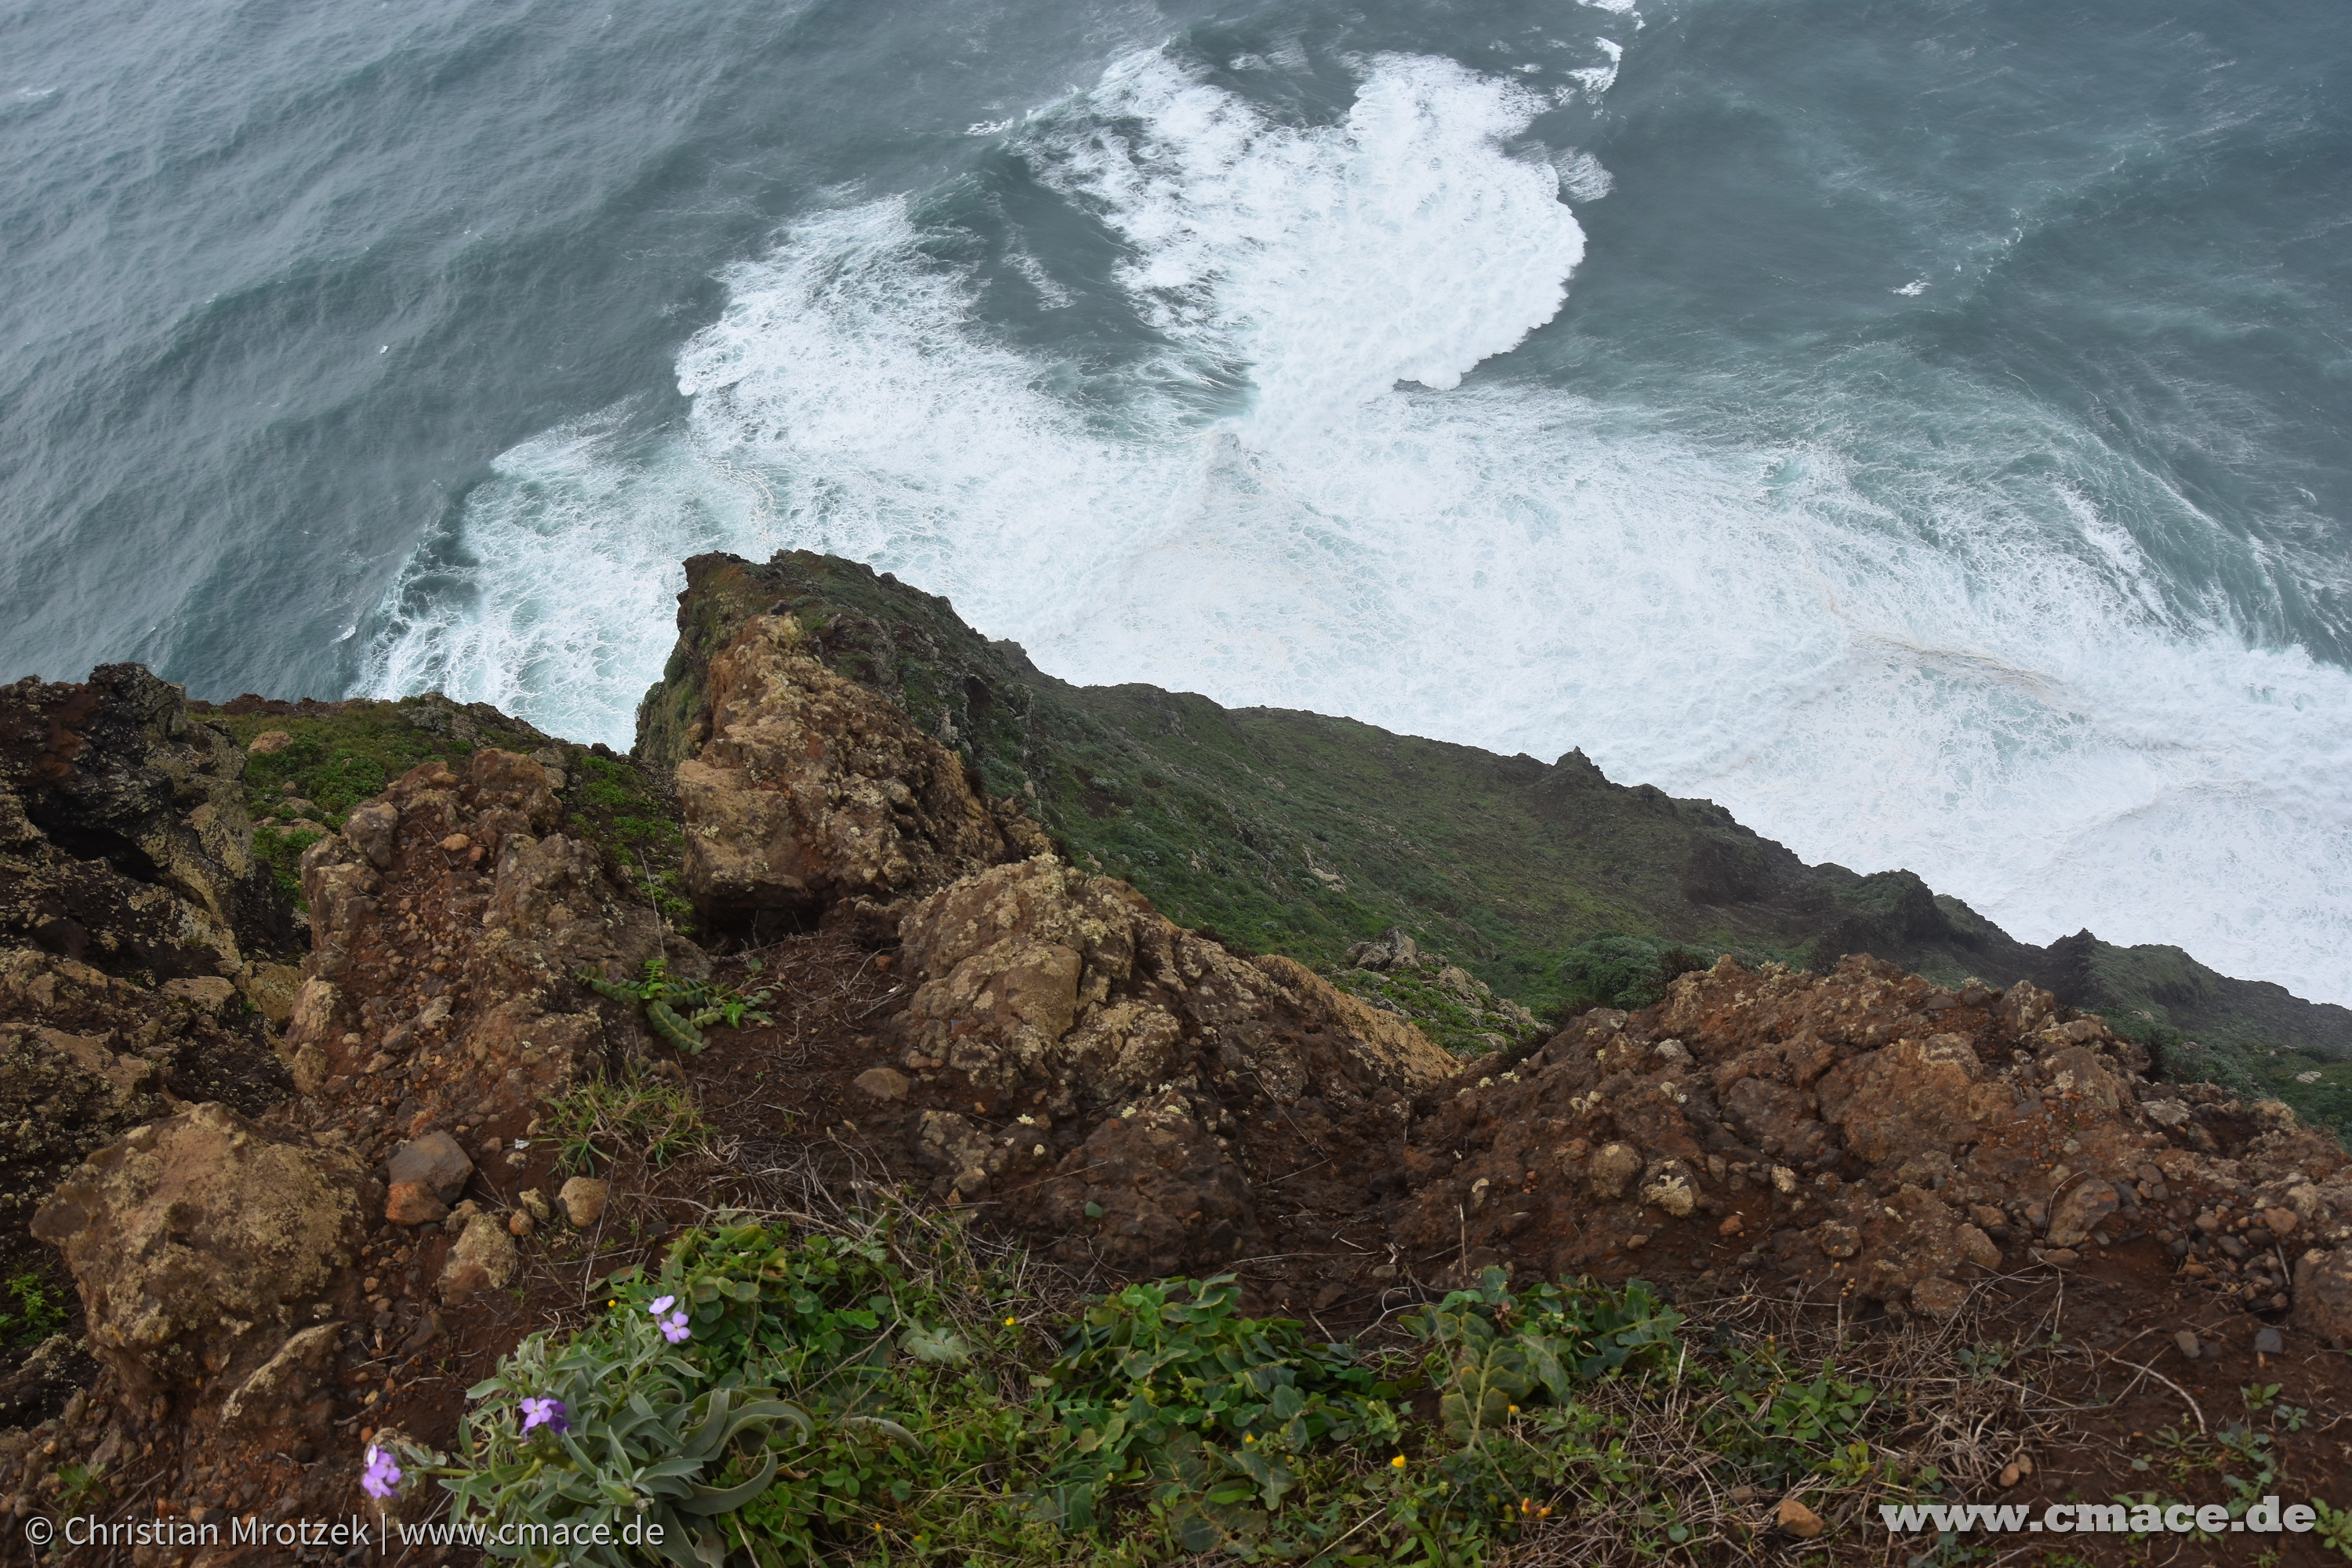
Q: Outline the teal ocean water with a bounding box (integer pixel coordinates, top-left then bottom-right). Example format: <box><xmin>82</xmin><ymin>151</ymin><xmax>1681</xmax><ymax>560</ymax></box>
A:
<box><xmin>3</xmin><ymin>0</ymin><xmax>2349</xmax><ymax>1001</ymax></box>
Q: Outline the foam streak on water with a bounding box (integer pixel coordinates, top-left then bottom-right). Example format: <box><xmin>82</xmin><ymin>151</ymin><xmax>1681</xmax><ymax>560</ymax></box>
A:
<box><xmin>361</xmin><ymin>46</ymin><xmax>2352</xmax><ymax>1004</ymax></box>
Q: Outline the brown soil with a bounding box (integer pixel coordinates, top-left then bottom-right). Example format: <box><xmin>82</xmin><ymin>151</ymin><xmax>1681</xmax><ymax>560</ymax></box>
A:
<box><xmin>15</xmin><ymin>930</ymin><xmax>2351</xmax><ymax>1568</ymax></box>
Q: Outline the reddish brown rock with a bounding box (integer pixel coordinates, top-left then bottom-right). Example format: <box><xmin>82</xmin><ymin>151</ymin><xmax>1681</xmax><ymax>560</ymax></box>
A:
<box><xmin>384</xmin><ymin>1181</ymin><xmax>448</xmax><ymax>1227</ymax></box>
<box><xmin>666</xmin><ymin>613</ymin><xmax>1046</xmax><ymax>931</ymax></box>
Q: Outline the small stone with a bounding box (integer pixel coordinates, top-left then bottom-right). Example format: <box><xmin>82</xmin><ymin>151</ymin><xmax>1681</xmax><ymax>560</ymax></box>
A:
<box><xmin>517</xmin><ymin>1189</ymin><xmax>553</xmax><ymax>1225</ymax></box>
<box><xmin>2041</xmin><ymin>1247</ymin><xmax>2080</xmax><ymax>1265</ymax></box>
<box><xmin>1718</xmin><ymin>1214</ymin><xmax>1745</xmax><ymax>1236</ymax></box>
<box><xmin>2174</xmin><ymin>1328</ymin><xmax>2201</xmax><ymax>1360</ymax></box>
<box><xmin>506</xmin><ymin>1210</ymin><xmax>533</xmax><ymax>1239</ymax></box>
<box><xmin>2045</xmin><ymin>1178</ymin><xmax>2119</xmax><ymax>1248</ymax></box>
<box><xmin>440</xmin><ymin>833</ymin><xmax>471</xmax><ymax>852</ymax></box>
<box><xmin>853</xmin><ymin>1067</ymin><xmax>910</xmax><ymax>1102</ymax></box>
<box><xmin>1728</xmin><ymin>1485</ymin><xmax>1757</xmax><ymax>1504</ymax></box>
<box><xmin>2254</xmin><ymin>1327</ymin><xmax>2285</xmax><ymax>1356</ymax></box>
<box><xmin>247</xmin><ymin>731</ymin><xmax>292</xmax><ymax>754</ymax></box>
<box><xmin>1911</xmin><ymin>1276</ymin><xmax>1968</xmax><ymax>1319</ymax></box>
<box><xmin>1998</xmin><ymin>1461</ymin><xmax>2023</xmax><ymax>1487</ymax></box>
<box><xmin>558</xmin><ymin>1176</ymin><xmax>609</xmax><ymax>1228</ymax></box>
<box><xmin>1588</xmin><ymin>1142</ymin><xmax>1642</xmax><ymax>1199</ymax></box>
<box><xmin>387</xmin><ymin>1131</ymin><xmax>473</xmax><ymax>1203</ymax></box>
<box><xmin>437</xmin><ymin>1212</ymin><xmax>518</xmax><ymax>1304</ymax></box>
<box><xmin>159</xmin><ymin>976</ymin><xmax>238</xmax><ymax>1012</ymax></box>
<box><xmin>2265</xmin><ymin>1207</ymin><xmax>2299</xmax><ymax>1236</ymax></box>
<box><xmin>384</xmin><ymin>1182</ymin><xmax>448</xmax><ymax>1228</ymax></box>
<box><xmin>1776</xmin><ymin>1497</ymin><xmax>1824</xmax><ymax>1538</ymax></box>
<box><xmin>1624</xmin><ymin>1233</ymin><xmax>1649</xmax><ymax>1250</ymax></box>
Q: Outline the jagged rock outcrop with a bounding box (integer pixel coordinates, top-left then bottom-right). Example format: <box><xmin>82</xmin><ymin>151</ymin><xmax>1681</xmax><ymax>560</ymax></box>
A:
<box><xmin>29</xmin><ymin>1103</ymin><xmax>369</xmax><ymax>1424</ymax></box>
<box><xmin>0</xmin><ymin>669</ymin><xmax>302</xmax><ymax>1427</ymax></box>
<box><xmin>886</xmin><ymin>855</ymin><xmax>1457</xmax><ymax>1275</ymax></box>
<box><xmin>0</xmin><ymin>950</ymin><xmax>296</xmax><ymax>1252</ymax></box>
<box><xmin>282</xmin><ymin>746</ymin><xmax>665</xmax><ymax>1137</ymax></box>
<box><xmin>0</xmin><ymin>667</ymin><xmax>295</xmax><ymax>969</ymax></box>
<box><xmin>664</xmin><ymin>611</ymin><xmax>1047</xmax><ymax>934</ymax></box>
<box><xmin>1396</xmin><ymin>956</ymin><xmax>2352</xmax><ymax>1314</ymax></box>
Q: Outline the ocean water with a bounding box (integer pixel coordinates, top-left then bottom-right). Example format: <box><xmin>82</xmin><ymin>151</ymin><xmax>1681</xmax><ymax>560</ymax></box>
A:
<box><xmin>4</xmin><ymin>0</ymin><xmax>2349</xmax><ymax>1004</ymax></box>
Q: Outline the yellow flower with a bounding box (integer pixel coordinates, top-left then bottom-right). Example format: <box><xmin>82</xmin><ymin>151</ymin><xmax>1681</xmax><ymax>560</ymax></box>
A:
<box><xmin>1391</xmin><ymin>1456</ymin><xmax>1408</xmax><ymax>1469</ymax></box>
<box><xmin>1004</xmin><ymin>1316</ymin><xmax>1017</xmax><ymax>1327</ymax></box>
<box><xmin>1507</xmin><ymin>1404</ymin><xmax>1519</xmax><ymax>1415</ymax></box>
<box><xmin>1243</xmin><ymin>1433</ymin><xmax>1254</xmax><ymax>1443</ymax></box>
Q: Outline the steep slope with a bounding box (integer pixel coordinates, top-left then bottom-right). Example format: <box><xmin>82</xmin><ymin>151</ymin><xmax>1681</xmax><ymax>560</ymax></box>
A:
<box><xmin>633</xmin><ymin>551</ymin><xmax>2352</xmax><ymax>1130</ymax></box>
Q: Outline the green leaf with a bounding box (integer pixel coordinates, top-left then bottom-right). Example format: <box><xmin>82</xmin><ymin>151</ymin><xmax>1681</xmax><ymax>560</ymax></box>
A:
<box><xmin>676</xmin><ymin>1454</ymin><xmax>778</xmax><ymax>1515</ymax></box>
<box><xmin>899</xmin><ymin>1323</ymin><xmax>974</xmax><ymax>1366</ymax></box>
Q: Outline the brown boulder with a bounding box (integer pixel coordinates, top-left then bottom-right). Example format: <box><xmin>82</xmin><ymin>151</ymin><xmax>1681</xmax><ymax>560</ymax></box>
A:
<box><xmin>558</xmin><ymin>1176</ymin><xmax>610</xmax><ymax>1227</ymax></box>
<box><xmin>1040</xmin><ymin>1101</ymin><xmax>1256</xmax><ymax>1277</ymax></box>
<box><xmin>1818</xmin><ymin>1033</ymin><xmax>1985</xmax><ymax>1163</ymax></box>
<box><xmin>384</xmin><ymin>1181</ymin><xmax>448</xmax><ymax>1227</ymax></box>
<box><xmin>30</xmin><ymin>1104</ymin><xmax>368</xmax><ymax>1408</ymax></box>
<box><xmin>281</xmin><ymin>746</ymin><xmax>665</xmax><ymax>1133</ymax></box>
<box><xmin>667</xmin><ymin>613</ymin><xmax>1039</xmax><ymax>930</ymax></box>
<box><xmin>387</xmin><ymin>1130</ymin><xmax>473</xmax><ymax>1203</ymax></box>
<box><xmin>2045</xmin><ymin>1178</ymin><xmax>2121</xmax><ymax>1248</ymax></box>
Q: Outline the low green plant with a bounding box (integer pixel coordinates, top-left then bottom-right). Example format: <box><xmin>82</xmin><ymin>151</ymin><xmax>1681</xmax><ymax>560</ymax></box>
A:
<box><xmin>543</xmin><ymin>1071</ymin><xmax>710</xmax><ymax>1174</ymax></box>
<box><xmin>0</xmin><ymin>1272</ymin><xmax>67</xmax><ymax>1346</ymax></box>
<box><xmin>1557</xmin><ymin>933</ymin><xmax>1716</xmax><ymax>1011</ymax></box>
<box><xmin>579</xmin><ymin>959</ymin><xmax>774</xmax><ymax>1054</ymax></box>
<box><xmin>55</xmin><ymin>1461</ymin><xmax>105</xmax><ymax>1510</ymax></box>
<box><xmin>2313</xmin><ymin>1498</ymin><xmax>2352</xmax><ymax>1560</ymax></box>
<box><xmin>416</xmin><ymin>1294</ymin><xmax>810</xmax><ymax>1567</ymax></box>
<box><xmin>1036</xmin><ymin>1274</ymin><xmax>1403</xmax><ymax>1533</ymax></box>
<box><xmin>251</xmin><ymin>822</ymin><xmax>330</xmax><ymax>903</ymax></box>
<box><xmin>426</xmin><ymin>1221</ymin><xmax>1943</xmax><ymax>1565</ymax></box>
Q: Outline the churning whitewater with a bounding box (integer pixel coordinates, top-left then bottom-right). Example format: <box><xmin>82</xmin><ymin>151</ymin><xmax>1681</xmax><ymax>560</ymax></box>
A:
<box><xmin>361</xmin><ymin>42</ymin><xmax>2352</xmax><ymax>1007</ymax></box>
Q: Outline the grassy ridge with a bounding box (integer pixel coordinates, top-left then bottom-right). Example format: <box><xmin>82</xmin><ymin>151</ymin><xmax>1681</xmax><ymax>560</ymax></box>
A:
<box><xmin>628</xmin><ymin>553</ymin><xmax>2352</xmax><ymax>1138</ymax></box>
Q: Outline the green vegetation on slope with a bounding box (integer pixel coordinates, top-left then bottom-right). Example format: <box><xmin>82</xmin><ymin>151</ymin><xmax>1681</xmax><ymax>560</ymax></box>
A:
<box><xmin>198</xmin><ymin>695</ymin><xmax>688</xmax><ymax>923</ymax></box>
<box><xmin>629</xmin><ymin>551</ymin><xmax>2352</xmax><ymax>1138</ymax></box>
<box><xmin>398</xmin><ymin>1210</ymin><xmax>1973</xmax><ymax>1566</ymax></box>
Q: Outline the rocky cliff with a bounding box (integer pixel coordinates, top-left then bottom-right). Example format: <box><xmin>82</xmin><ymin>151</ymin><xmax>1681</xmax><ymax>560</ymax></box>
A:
<box><xmin>0</xmin><ymin>561</ymin><xmax>2349</xmax><ymax>1563</ymax></box>
<box><xmin>638</xmin><ymin>550</ymin><xmax>2352</xmax><ymax>1135</ymax></box>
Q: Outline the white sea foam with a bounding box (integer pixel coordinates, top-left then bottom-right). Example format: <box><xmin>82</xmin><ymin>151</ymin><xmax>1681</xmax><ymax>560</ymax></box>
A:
<box><xmin>361</xmin><ymin>45</ymin><xmax>2352</xmax><ymax>1004</ymax></box>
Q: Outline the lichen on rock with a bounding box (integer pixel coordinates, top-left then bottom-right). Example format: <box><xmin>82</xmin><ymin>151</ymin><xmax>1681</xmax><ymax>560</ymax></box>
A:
<box><xmin>30</xmin><ymin>1103</ymin><xmax>369</xmax><ymax>1420</ymax></box>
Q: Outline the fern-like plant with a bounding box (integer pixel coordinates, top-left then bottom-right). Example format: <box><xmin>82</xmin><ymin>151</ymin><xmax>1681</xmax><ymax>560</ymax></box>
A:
<box><xmin>579</xmin><ymin>959</ymin><xmax>775</xmax><ymax>1054</ymax></box>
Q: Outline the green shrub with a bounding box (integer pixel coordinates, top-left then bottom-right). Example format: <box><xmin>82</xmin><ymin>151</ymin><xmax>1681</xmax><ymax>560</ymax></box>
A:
<box><xmin>426</xmin><ymin>1291</ymin><xmax>809</xmax><ymax>1567</ymax></box>
<box><xmin>579</xmin><ymin>959</ymin><xmax>773</xmax><ymax>1054</ymax></box>
<box><xmin>541</xmin><ymin>1072</ymin><xmax>710</xmax><ymax>1174</ymax></box>
<box><xmin>419</xmin><ymin>1221</ymin><xmax>1940</xmax><ymax>1565</ymax></box>
<box><xmin>1035</xmin><ymin>1275</ymin><xmax>1403</xmax><ymax>1533</ymax></box>
<box><xmin>1558</xmin><ymin>934</ymin><xmax>1714</xmax><ymax>1011</ymax></box>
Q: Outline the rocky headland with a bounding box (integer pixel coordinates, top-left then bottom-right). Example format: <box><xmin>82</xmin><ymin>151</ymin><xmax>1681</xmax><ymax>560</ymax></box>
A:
<box><xmin>2</xmin><ymin>552</ymin><xmax>2349</xmax><ymax>1565</ymax></box>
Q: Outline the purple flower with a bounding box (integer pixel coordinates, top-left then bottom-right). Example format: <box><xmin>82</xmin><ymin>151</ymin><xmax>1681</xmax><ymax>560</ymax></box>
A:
<box><xmin>519</xmin><ymin>1397</ymin><xmax>568</xmax><ymax>1436</ymax></box>
<box><xmin>360</xmin><ymin>1446</ymin><xmax>402</xmax><ymax>1500</ymax></box>
<box><xmin>648</xmin><ymin>1295</ymin><xmax>690</xmax><ymax>1342</ymax></box>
